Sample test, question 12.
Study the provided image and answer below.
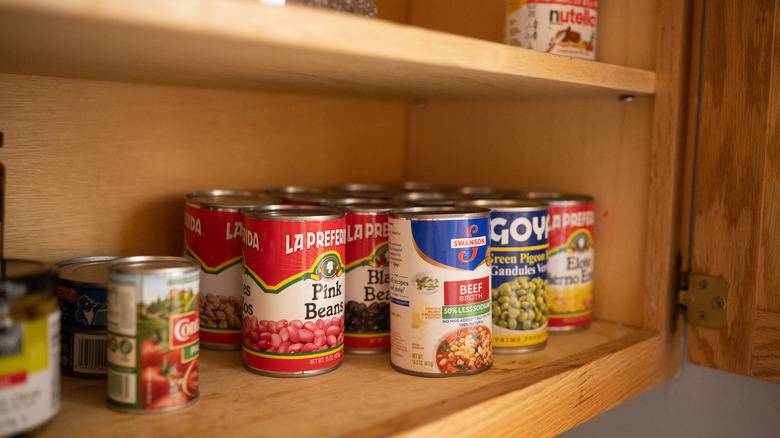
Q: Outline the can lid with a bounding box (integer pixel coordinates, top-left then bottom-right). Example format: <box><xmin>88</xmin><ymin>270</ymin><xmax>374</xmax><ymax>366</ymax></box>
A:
<box><xmin>243</xmin><ymin>204</ymin><xmax>345</xmax><ymax>221</ymax></box>
<box><xmin>456</xmin><ymin>198</ymin><xmax>548</xmax><ymax>211</ymax></box>
<box><xmin>322</xmin><ymin>197</ymin><xmax>405</xmax><ymax>213</ymax></box>
<box><xmin>108</xmin><ymin>256</ymin><xmax>200</xmax><ymax>276</ymax></box>
<box><xmin>185</xmin><ymin>190</ymin><xmax>281</xmax><ymax>210</ymax></box>
<box><xmin>509</xmin><ymin>192</ymin><xmax>594</xmax><ymax>205</ymax></box>
<box><xmin>57</xmin><ymin>256</ymin><xmax>117</xmax><ymax>286</ymax></box>
<box><xmin>0</xmin><ymin>259</ymin><xmax>56</xmax><ymax>300</ymax></box>
<box><xmin>390</xmin><ymin>206</ymin><xmax>491</xmax><ymax>220</ymax></box>
<box><xmin>390</xmin><ymin>191</ymin><xmax>467</xmax><ymax>207</ymax></box>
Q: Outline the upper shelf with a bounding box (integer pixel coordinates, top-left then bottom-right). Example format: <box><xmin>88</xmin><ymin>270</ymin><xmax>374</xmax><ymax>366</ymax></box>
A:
<box><xmin>0</xmin><ymin>0</ymin><xmax>655</xmax><ymax>99</ymax></box>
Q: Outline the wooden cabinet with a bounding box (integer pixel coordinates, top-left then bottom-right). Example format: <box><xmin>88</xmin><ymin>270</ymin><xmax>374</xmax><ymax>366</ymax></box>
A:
<box><xmin>0</xmin><ymin>0</ymin><xmax>712</xmax><ymax>436</ymax></box>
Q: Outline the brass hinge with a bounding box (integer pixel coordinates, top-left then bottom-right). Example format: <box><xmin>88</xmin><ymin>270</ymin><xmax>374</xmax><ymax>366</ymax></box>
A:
<box><xmin>678</xmin><ymin>272</ymin><xmax>729</xmax><ymax>329</ymax></box>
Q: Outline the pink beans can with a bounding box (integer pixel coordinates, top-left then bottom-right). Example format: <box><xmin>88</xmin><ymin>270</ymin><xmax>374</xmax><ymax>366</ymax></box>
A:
<box><xmin>241</xmin><ymin>205</ymin><xmax>347</xmax><ymax>376</ymax></box>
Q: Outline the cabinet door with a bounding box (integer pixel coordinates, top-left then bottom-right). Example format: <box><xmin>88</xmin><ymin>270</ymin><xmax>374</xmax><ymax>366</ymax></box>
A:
<box><xmin>686</xmin><ymin>0</ymin><xmax>780</xmax><ymax>383</ymax></box>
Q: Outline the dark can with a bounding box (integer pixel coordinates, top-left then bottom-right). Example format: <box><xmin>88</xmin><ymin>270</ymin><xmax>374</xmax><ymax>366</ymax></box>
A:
<box><xmin>514</xmin><ymin>193</ymin><xmax>595</xmax><ymax>331</ymax></box>
<box><xmin>241</xmin><ymin>205</ymin><xmax>347</xmax><ymax>376</ymax></box>
<box><xmin>56</xmin><ymin>256</ymin><xmax>116</xmax><ymax>378</ymax></box>
<box><xmin>106</xmin><ymin>256</ymin><xmax>200</xmax><ymax>413</ymax></box>
<box><xmin>388</xmin><ymin>207</ymin><xmax>493</xmax><ymax>377</ymax></box>
<box><xmin>184</xmin><ymin>190</ymin><xmax>280</xmax><ymax>350</ymax></box>
<box><xmin>459</xmin><ymin>199</ymin><xmax>549</xmax><ymax>353</ymax></box>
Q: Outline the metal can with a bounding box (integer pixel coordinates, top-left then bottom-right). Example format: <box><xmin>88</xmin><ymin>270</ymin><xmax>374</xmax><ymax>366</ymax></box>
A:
<box><xmin>389</xmin><ymin>207</ymin><xmax>493</xmax><ymax>377</ymax></box>
<box><xmin>56</xmin><ymin>256</ymin><xmax>116</xmax><ymax>378</ymax></box>
<box><xmin>506</xmin><ymin>0</ymin><xmax>597</xmax><ymax>60</ymax></box>
<box><xmin>459</xmin><ymin>199</ymin><xmax>549</xmax><ymax>353</ymax></box>
<box><xmin>0</xmin><ymin>259</ymin><xmax>59</xmax><ymax>437</ymax></box>
<box><xmin>324</xmin><ymin>199</ymin><xmax>399</xmax><ymax>354</ymax></box>
<box><xmin>241</xmin><ymin>205</ymin><xmax>347</xmax><ymax>376</ymax></box>
<box><xmin>516</xmin><ymin>193</ymin><xmax>594</xmax><ymax>331</ymax></box>
<box><xmin>106</xmin><ymin>256</ymin><xmax>200</xmax><ymax>413</ymax></box>
<box><xmin>184</xmin><ymin>190</ymin><xmax>280</xmax><ymax>350</ymax></box>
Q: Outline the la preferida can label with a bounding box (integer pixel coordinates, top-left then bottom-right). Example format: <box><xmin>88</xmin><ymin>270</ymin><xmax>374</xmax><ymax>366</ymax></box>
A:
<box><xmin>389</xmin><ymin>207</ymin><xmax>493</xmax><ymax>377</ymax></box>
<box><xmin>517</xmin><ymin>193</ymin><xmax>594</xmax><ymax>331</ymax></box>
<box><xmin>460</xmin><ymin>199</ymin><xmax>549</xmax><ymax>353</ymax></box>
<box><xmin>506</xmin><ymin>0</ymin><xmax>597</xmax><ymax>60</ymax></box>
<box><xmin>241</xmin><ymin>205</ymin><xmax>347</xmax><ymax>376</ymax></box>
<box><xmin>106</xmin><ymin>257</ymin><xmax>200</xmax><ymax>413</ymax></box>
<box><xmin>324</xmin><ymin>199</ymin><xmax>399</xmax><ymax>354</ymax></box>
<box><xmin>184</xmin><ymin>190</ymin><xmax>281</xmax><ymax>350</ymax></box>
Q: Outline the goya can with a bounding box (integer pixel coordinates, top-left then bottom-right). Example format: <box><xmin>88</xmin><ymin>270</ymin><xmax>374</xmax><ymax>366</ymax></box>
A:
<box><xmin>506</xmin><ymin>0</ymin><xmax>597</xmax><ymax>60</ymax></box>
<box><xmin>241</xmin><ymin>205</ymin><xmax>347</xmax><ymax>376</ymax></box>
<box><xmin>0</xmin><ymin>260</ymin><xmax>59</xmax><ymax>437</ymax></box>
<box><xmin>106</xmin><ymin>256</ymin><xmax>200</xmax><ymax>413</ymax></box>
<box><xmin>56</xmin><ymin>256</ymin><xmax>116</xmax><ymax>378</ymax></box>
<box><xmin>460</xmin><ymin>199</ymin><xmax>549</xmax><ymax>353</ymax></box>
<box><xmin>325</xmin><ymin>199</ymin><xmax>398</xmax><ymax>354</ymax></box>
<box><xmin>517</xmin><ymin>193</ymin><xmax>594</xmax><ymax>331</ymax></box>
<box><xmin>389</xmin><ymin>207</ymin><xmax>493</xmax><ymax>377</ymax></box>
<box><xmin>184</xmin><ymin>190</ymin><xmax>280</xmax><ymax>350</ymax></box>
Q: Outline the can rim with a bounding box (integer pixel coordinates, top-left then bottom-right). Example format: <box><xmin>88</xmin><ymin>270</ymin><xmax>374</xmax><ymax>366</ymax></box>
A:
<box><xmin>389</xmin><ymin>206</ymin><xmax>491</xmax><ymax>219</ymax></box>
<box><xmin>185</xmin><ymin>190</ymin><xmax>281</xmax><ymax>210</ymax></box>
<box><xmin>243</xmin><ymin>204</ymin><xmax>346</xmax><ymax>221</ymax></box>
<box><xmin>56</xmin><ymin>256</ymin><xmax>118</xmax><ymax>286</ymax></box>
<box><xmin>108</xmin><ymin>256</ymin><xmax>199</xmax><ymax>276</ymax></box>
<box><xmin>456</xmin><ymin>198</ymin><xmax>549</xmax><ymax>211</ymax></box>
<box><xmin>509</xmin><ymin>192</ymin><xmax>594</xmax><ymax>205</ymax></box>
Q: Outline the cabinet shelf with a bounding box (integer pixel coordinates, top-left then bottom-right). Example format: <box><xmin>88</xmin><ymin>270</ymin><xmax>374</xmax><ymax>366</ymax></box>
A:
<box><xmin>0</xmin><ymin>0</ymin><xmax>654</xmax><ymax>99</ymax></box>
<box><xmin>46</xmin><ymin>321</ymin><xmax>663</xmax><ymax>437</ymax></box>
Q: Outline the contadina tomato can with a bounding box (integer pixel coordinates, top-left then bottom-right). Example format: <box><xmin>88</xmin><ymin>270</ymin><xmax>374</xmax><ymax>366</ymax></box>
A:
<box><xmin>324</xmin><ymin>199</ymin><xmax>398</xmax><ymax>354</ymax></box>
<box><xmin>516</xmin><ymin>193</ymin><xmax>594</xmax><ymax>331</ymax></box>
<box><xmin>241</xmin><ymin>205</ymin><xmax>347</xmax><ymax>376</ymax></box>
<box><xmin>56</xmin><ymin>256</ymin><xmax>117</xmax><ymax>378</ymax></box>
<box><xmin>0</xmin><ymin>260</ymin><xmax>59</xmax><ymax>437</ymax></box>
<box><xmin>389</xmin><ymin>207</ymin><xmax>493</xmax><ymax>377</ymax></box>
<box><xmin>459</xmin><ymin>199</ymin><xmax>549</xmax><ymax>353</ymax></box>
<box><xmin>184</xmin><ymin>190</ymin><xmax>281</xmax><ymax>350</ymax></box>
<box><xmin>506</xmin><ymin>0</ymin><xmax>597</xmax><ymax>60</ymax></box>
<box><xmin>106</xmin><ymin>256</ymin><xmax>200</xmax><ymax>413</ymax></box>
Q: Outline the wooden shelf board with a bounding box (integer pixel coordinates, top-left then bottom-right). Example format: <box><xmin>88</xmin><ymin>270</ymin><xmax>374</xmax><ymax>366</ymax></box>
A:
<box><xmin>0</xmin><ymin>0</ymin><xmax>654</xmax><ymax>99</ymax></box>
<box><xmin>45</xmin><ymin>321</ymin><xmax>665</xmax><ymax>437</ymax></box>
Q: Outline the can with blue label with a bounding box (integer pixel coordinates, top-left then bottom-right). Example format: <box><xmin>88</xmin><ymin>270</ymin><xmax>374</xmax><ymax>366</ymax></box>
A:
<box><xmin>388</xmin><ymin>206</ymin><xmax>493</xmax><ymax>377</ymax></box>
<box><xmin>459</xmin><ymin>199</ymin><xmax>549</xmax><ymax>353</ymax></box>
<box><xmin>56</xmin><ymin>256</ymin><xmax>117</xmax><ymax>378</ymax></box>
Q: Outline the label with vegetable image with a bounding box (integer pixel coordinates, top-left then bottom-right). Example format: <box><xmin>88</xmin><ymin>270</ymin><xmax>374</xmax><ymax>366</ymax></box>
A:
<box><xmin>106</xmin><ymin>258</ymin><xmax>200</xmax><ymax>413</ymax></box>
<box><xmin>489</xmin><ymin>206</ymin><xmax>549</xmax><ymax>352</ymax></box>
<box><xmin>388</xmin><ymin>208</ymin><xmax>493</xmax><ymax>377</ymax></box>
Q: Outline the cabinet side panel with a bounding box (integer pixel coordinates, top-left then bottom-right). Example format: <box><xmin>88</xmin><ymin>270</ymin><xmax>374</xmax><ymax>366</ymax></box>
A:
<box><xmin>0</xmin><ymin>74</ymin><xmax>405</xmax><ymax>263</ymax></box>
<box><xmin>407</xmin><ymin>97</ymin><xmax>653</xmax><ymax>328</ymax></box>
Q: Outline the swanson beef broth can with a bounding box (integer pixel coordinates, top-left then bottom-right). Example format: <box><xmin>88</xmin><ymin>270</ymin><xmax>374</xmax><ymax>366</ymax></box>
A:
<box><xmin>459</xmin><ymin>199</ymin><xmax>549</xmax><ymax>353</ymax></box>
<box><xmin>517</xmin><ymin>193</ymin><xmax>594</xmax><ymax>331</ymax></box>
<box><xmin>324</xmin><ymin>199</ymin><xmax>399</xmax><ymax>354</ymax></box>
<box><xmin>184</xmin><ymin>190</ymin><xmax>280</xmax><ymax>350</ymax></box>
<box><xmin>106</xmin><ymin>257</ymin><xmax>200</xmax><ymax>413</ymax></box>
<box><xmin>56</xmin><ymin>256</ymin><xmax>117</xmax><ymax>378</ymax></box>
<box><xmin>241</xmin><ymin>206</ymin><xmax>347</xmax><ymax>376</ymax></box>
<box><xmin>506</xmin><ymin>0</ymin><xmax>597</xmax><ymax>60</ymax></box>
<box><xmin>389</xmin><ymin>207</ymin><xmax>493</xmax><ymax>377</ymax></box>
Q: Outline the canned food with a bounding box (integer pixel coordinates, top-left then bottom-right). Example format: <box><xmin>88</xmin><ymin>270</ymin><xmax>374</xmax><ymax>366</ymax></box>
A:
<box><xmin>241</xmin><ymin>205</ymin><xmax>347</xmax><ymax>376</ymax></box>
<box><xmin>389</xmin><ymin>207</ymin><xmax>493</xmax><ymax>377</ymax></box>
<box><xmin>390</xmin><ymin>191</ymin><xmax>466</xmax><ymax>207</ymax></box>
<box><xmin>327</xmin><ymin>183</ymin><xmax>397</xmax><ymax>200</ymax></box>
<box><xmin>106</xmin><ymin>256</ymin><xmax>200</xmax><ymax>413</ymax></box>
<box><xmin>506</xmin><ymin>0</ymin><xmax>597</xmax><ymax>60</ymax></box>
<box><xmin>324</xmin><ymin>199</ymin><xmax>400</xmax><ymax>354</ymax></box>
<box><xmin>0</xmin><ymin>259</ymin><xmax>59</xmax><ymax>436</ymax></box>
<box><xmin>184</xmin><ymin>190</ymin><xmax>280</xmax><ymax>350</ymax></box>
<box><xmin>459</xmin><ymin>199</ymin><xmax>549</xmax><ymax>353</ymax></box>
<box><xmin>515</xmin><ymin>193</ymin><xmax>594</xmax><ymax>331</ymax></box>
<box><xmin>56</xmin><ymin>256</ymin><xmax>116</xmax><ymax>378</ymax></box>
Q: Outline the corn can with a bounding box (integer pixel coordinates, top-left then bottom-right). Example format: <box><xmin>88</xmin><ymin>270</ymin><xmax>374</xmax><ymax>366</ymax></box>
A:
<box><xmin>241</xmin><ymin>205</ymin><xmax>347</xmax><ymax>376</ymax></box>
<box><xmin>184</xmin><ymin>190</ymin><xmax>280</xmax><ymax>350</ymax></box>
<box><xmin>459</xmin><ymin>199</ymin><xmax>549</xmax><ymax>352</ymax></box>
<box><xmin>106</xmin><ymin>256</ymin><xmax>200</xmax><ymax>412</ymax></box>
<box><xmin>389</xmin><ymin>207</ymin><xmax>493</xmax><ymax>377</ymax></box>
<box><xmin>0</xmin><ymin>260</ymin><xmax>59</xmax><ymax>437</ymax></box>
<box><xmin>56</xmin><ymin>256</ymin><xmax>116</xmax><ymax>378</ymax></box>
<box><xmin>517</xmin><ymin>193</ymin><xmax>594</xmax><ymax>331</ymax></box>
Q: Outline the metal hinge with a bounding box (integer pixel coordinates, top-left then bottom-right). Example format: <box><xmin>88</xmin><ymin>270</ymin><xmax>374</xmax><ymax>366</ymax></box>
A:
<box><xmin>678</xmin><ymin>272</ymin><xmax>729</xmax><ymax>329</ymax></box>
